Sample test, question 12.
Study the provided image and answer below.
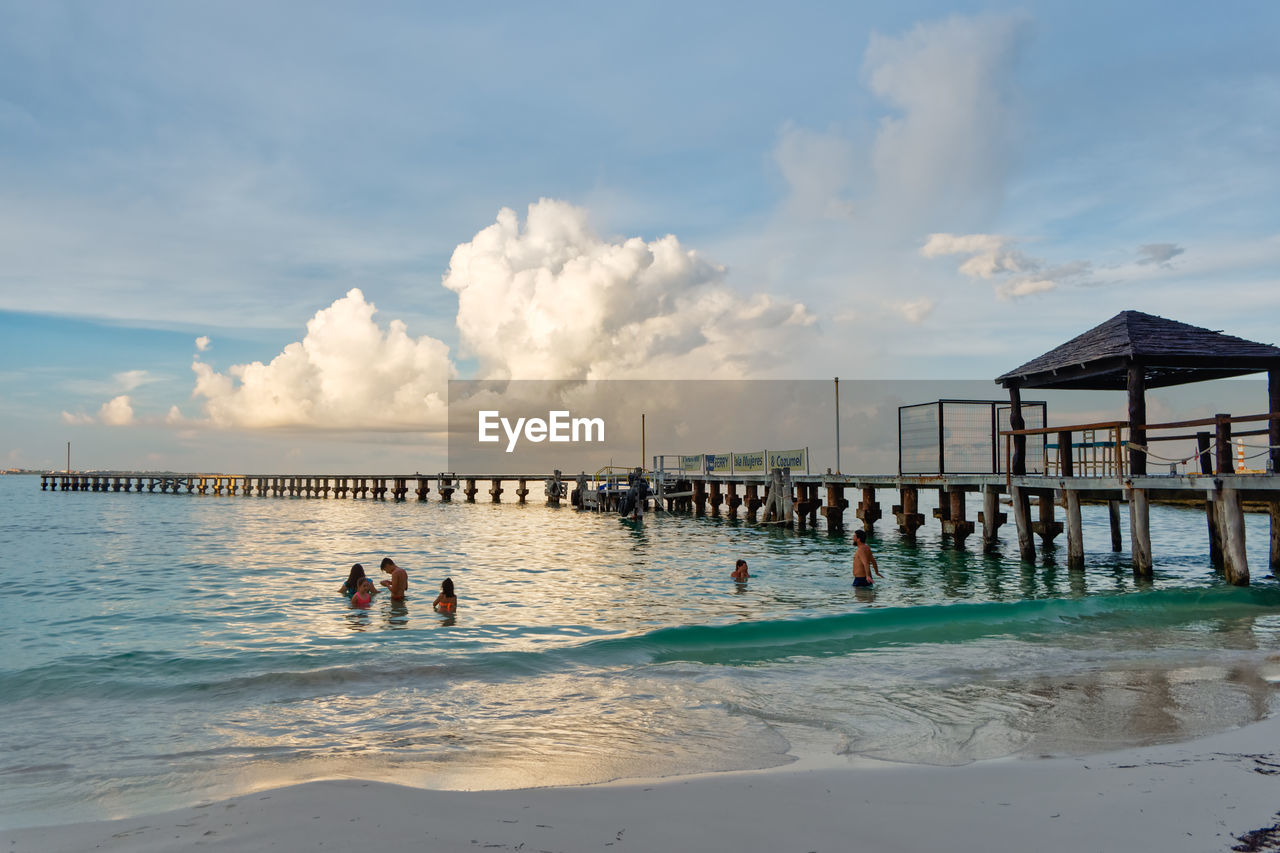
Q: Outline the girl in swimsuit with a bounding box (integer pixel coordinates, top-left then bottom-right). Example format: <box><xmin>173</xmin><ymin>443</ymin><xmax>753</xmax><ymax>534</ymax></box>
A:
<box><xmin>433</xmin><ymin>577</ymin><xmax>458</xmax><ymax>614</ymax></box>
<box><xmin>351</xmin><ymin>577</ymin><xmax>377</xmax><ymax>609</ymax></box>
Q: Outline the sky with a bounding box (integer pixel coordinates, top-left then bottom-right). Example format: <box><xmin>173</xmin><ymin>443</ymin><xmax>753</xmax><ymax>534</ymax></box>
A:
<box><xmin>2</xmin><ymin>0</ymin><xmax>1278</xmax><ymax>472</ymax></box>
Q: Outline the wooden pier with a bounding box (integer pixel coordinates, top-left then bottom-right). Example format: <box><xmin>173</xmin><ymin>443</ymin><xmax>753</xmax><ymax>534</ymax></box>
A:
<box><xmin>36</xmin><ymin>311</ymin><xmax>1280</xmax><ymax>587</ymax></box>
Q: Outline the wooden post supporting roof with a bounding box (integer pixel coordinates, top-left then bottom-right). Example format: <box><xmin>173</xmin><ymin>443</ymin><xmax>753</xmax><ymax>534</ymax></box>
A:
<box><xmin>1008</xmin><ymin>386</ymin><xmax>1026</xmax><ymax>476</ymax></box>
<box><xmin>1127</xmin><ymin>363</ymin><xmax>1147</xmax><ymax>477</ymax></box>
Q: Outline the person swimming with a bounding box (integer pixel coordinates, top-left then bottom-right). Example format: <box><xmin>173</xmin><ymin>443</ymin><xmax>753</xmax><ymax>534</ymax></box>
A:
<box><xmin>351</xmin><ymin>577</ymin><xmax>378</xmax><ymax>609</ymax></box>
<box><xmin>731</xmin><ymin>559</ymin><xmax>749</xmax><ymax>582</ymax></box>
<box><xmin>433</xmin><ymin>577</ymin><xmax>457</xmax><ymax>614</ymax></box>
<box><xmin>340</xmin><ymin>563</ymin><xmax>366</xmax><ymax>597</ymax></box>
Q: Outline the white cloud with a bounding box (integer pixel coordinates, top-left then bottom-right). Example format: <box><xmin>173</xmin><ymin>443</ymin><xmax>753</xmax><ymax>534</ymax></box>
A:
<box><xmin>921</xmin><ymin>233</ymin><xmax>1092</xmax><ymax>299</ymax></box>
<box><xmin>99</xmin><ymin>395</ymin><xmax>135</xmax><ymax>426</ymax></box>
<box><xmin>773</xmin><ymin>124</ymin><xmax>857</xmax><ymax>219</ymax></box>
<box><xmin>773</xmin><ymin>13</ymin><xmax>1028</xmax><ymax>231</ymax></box>
<box><xmin>1136</xmin><ymin>243</ymin><xmax>1185</xmax><ymax>266</ymax></box>
<box><xmin>442</xmin><ymin>199</ymin><xmax>814</xmax><ymax>380</ymax></box>
<box><xmin>898</xmin><ymin>298</ymin><xmax>936</xmax><ymax>323</ymax></box>
<box><xmin>113</xmin><ymin>369</ymin><xmax>158</xmax><ymax>392</ymax></box>
<box><xmin>190</xmin><ymin>288</ymin><xmax>454</xmax><ymax>430</ymax></box>
<box><xmin>864</xmin><ymin>13</ymin><xmax>1028</xmax><ymax>225</ymax></box>
<box><xmin>60</xmin><ymin>410</ymin><xmax>94</xmax><ymax>425</ymax></box>
<box><xmin>195</xmin><ymin>336</ymin><xmax>211</xmax><ymax>351</ymax></box>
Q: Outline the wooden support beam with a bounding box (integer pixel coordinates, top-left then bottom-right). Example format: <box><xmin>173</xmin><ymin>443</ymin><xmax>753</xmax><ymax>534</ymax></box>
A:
<box><xmin>1129</xmin><ymin>488</ymin><xmax>1153</xmax><ymax>577</ymax></box>
<box><xmin>708</xmin><ymin>481</ymin><xmax>722</xmax><ymax>517</ymax></box>
<box><xmin>1220</xmin><ymin>486</ymin><xmax>1249</xmax><ymax>586</ymax></box>
<box><xmin>856</xmin><ymin>487</ymin><xmax>881</xmax><ymax>529</ymax></box>
<box><xmin>744</xmin><ymin>483</ymin><xmax>760</xmax><ymax>521</ymax></box>
<box><xmin>1108</xmin><ymin>500</ymin><xmax>1123</xmax><ymax>551</ymax></box>
<box><xmin>489</xmin><ymin>478</ymin><xmax>503</xmax><ymax>503</ymax></box>
<box><xmin>979</xmin><ymin>486</ymin><xmax>1005</xmax><ymax>553</ymax></box>
<box><xmin>1206</xmin><ymin>495</ymin><xmax>1224</xmax><ymax>569</ymax></box>
<box><xmin>1009</xmin><ymin>385</ymin><xmax>1026</xmax><ymax>476</ymax></box>
<box><xmin>794</xmin><ymin>482</ymin><xmax>821</xmax><ymax>530</ymax></box>
<box><xmin>943</xmin><ymin>487</ymin><xmax>974</xmax><ymax>546</ymax></box>
<box><xmin>693</xmin><ymin>480</ymin><xmax>707</xmax><ymax>516</ymax></box>
<box><xmin>1033</xmin><ymin>493</ymin><xmax>1063</xmax><ymax>546</ymax></box>
<box><xmin>1011</xmin><ymin>485</ymin><xmax>1036</xmax><ymax>562</ymax></box>
<box><xmin>1271</xmin><ymin>368</ymin><xmax>1280</xmax><ymax>473</ymax></box>
<box><xmin>1128</xmin><ymin>363</ymin><xmax>1147</xmax><ymax>477</ymax></box>
<box><xmin>516</xmin><ymin>479</ymin><xmax>529</xmax><ymax>504</ymax></box>
<box><xmin>821</xmin><ymin>483</ymin><xmax>847</xmax><ymax>532</ymax></box>
<box><xmin>893</xmin><ymin>486</ymin><xmax>924</xmax><ymax>536</ymax></box>
<box><xmin>726</xmin><ymin>482</ymin><xmax>742</xmax><ymax>518</ymax></box>
<box><xmin>1271</xmin><ymin>501</ymin><xmax>1280</xmax><ymax>576</ymax></box>
<box><xmin>1065</xmin><ymin>490</ymin><xmax>1084</xmax><ymax>570</ymax></box>
<box><xmin>464</xmin><ymin>478</ymin><xmax>477</xmax><ymax>503</ymax></box>
<box><xmin>1058</xmin><ymin>430</ymin><xmax>1074</xmax><ymax>478</ymax></box>
<box><xmin>1215</xmin><ymin>414</ymin><xmax>1232</xmax><ymax>475</ymax></box>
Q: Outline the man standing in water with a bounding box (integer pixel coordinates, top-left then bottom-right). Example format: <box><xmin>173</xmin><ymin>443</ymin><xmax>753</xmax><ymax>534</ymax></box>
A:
<box><xmin>379</xmin><ymin>557</ymin><xmax>408</xmax><ymax>600</ymax></box>
<box><xmin>851</xmin><ymin>529</ymin><xmax>882</xmax><ymax>587</ymax></box>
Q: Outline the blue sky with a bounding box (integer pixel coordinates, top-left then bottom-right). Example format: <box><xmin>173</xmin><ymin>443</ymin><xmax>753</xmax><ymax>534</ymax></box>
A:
<box><xmin>2</xmin><ymin>1</ymin><xmax>1278</xmax><ymax>471</ymax></box>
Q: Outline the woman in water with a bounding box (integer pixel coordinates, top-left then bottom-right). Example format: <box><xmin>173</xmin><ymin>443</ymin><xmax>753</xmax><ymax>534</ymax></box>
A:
<box><xmin>351</xmin><ymin>577</ymin><xmax>378</xmax><ymax>609</ymax></box>
<box><xmin>433</xmin><ymin>577</ymin><xmax>458</xmax><ymax>614</ymax></box>
<box><xmin>340</xmin><ymin>563</ymin><xmax>366</xmax><ymax>597</ymax></box>
<box><xmin>731</xmin><ymin>559</ymin><xmax>749</xmax><ymax>582</ymax></box>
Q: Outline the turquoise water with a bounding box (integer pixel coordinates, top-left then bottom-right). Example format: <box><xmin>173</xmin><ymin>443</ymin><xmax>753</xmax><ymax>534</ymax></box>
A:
<box><xmin>2</xmin><ymin>475</ymin><xmax>1280</xmax><ymax>829</ymax></box>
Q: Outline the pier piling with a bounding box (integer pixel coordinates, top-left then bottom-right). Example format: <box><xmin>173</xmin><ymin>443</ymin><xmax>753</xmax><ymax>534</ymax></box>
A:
<box><xmin>1065</xmin><ymin>490</ymin><xmax>1084</xmax><ymax>570</ymax></box>
<box><xmin>1034</xmin><ymin>492</ymin><xmax>1062</xmax><ymax>546</ymax></box>
<box><xmin>726</xmin><ymin>482</ymin><xmax>742</xmax><ymax>518</ymax></box>
<box><xmin>893</xmin><ymin>486</ymin><xmax>924</xmax><ymax>537</ymax></box>
<box><xmin>855</xmin><ymin>487</ymin><xmax>880</xmax><ymax>530</ymax></box>
<box><xmin>979</xmin><ymin>486</ymin><xmax>1006</xmax><ymax>553</ymax></box>
<box><xmin>822</xmin><ymin>484</ymin><xmax>847</xmax><ymax>532</ymax></box>
<box><xmin>1011</xmin><ymin>486</ymin><xmax>1036</xmax><ymax>562</ymax></box>
<box><xmin>1129</xmin><ymin>488</ymin><xmax>1153</xmax><ymax>577</ymax></box>
<box><xmin>1219</xmin><ymin>486</ymin><xmax>1249</xmax><ymax>585</ymax></box>
<box><xmin>943</xmin><ymin>487</ymin><xmax>974</xmax><ymax>547</ymax></box>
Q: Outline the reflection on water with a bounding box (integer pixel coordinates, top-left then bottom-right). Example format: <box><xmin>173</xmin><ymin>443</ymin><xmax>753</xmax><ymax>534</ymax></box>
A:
<box><xmin>1</xmin><ymin>479</ymin><xmax>1279</xmax><ymax>828</ymax></box>
<box><xmin>385</xmin><ymin>600</ymin><xmax>410</xmax><ymax>629</ymax></box>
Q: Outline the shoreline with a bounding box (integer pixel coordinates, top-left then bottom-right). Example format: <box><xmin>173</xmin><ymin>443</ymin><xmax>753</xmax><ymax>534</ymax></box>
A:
<box><xmin>9</xmin><ymin>713</ymin><xmax>1280</xmax><ymax>852</ymax></box>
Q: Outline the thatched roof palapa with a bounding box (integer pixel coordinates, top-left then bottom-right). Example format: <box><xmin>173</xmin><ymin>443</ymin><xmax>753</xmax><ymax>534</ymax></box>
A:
<box><xmin>996</xmin><ymin>311</ymin><xmax>1280</xmax><ymax>390</ymax></box>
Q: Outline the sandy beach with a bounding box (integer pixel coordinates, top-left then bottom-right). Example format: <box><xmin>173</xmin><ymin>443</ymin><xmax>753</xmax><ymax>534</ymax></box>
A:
<box><xmin>9</xmin><ymin>713</ymin><xmax>1280</xmax><ymax>853</ymax></box>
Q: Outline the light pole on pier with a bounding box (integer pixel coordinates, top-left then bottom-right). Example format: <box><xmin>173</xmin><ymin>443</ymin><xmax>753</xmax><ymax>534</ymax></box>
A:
<box><xmin>834</xmin><ymin>378</ymin><xmax>841</xmax><ymax>475</ymax></box>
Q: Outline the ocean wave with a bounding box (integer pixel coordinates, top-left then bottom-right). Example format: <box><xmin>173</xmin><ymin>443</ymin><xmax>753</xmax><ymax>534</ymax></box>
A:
<box><xmin>3</xmin><ymin>587</ymin><xmax>1277</xmax><ymax>700</ymax></box>
<box><xmin>575</xmin><ymin>585</ymin><xmax>1280</xmax><ymax>665</ymax></box>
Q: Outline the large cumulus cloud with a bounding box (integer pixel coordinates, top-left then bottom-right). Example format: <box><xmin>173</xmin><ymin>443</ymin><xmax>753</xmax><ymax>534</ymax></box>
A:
<box><xmin>190</xmin><ymin>288</ymin><xmax>453</xmax><ymax>429</ymax></box>
<box><xmin>443</xmin><ymin>199</ymin><xmax>814</xmax><ymax>380</ymax></box>
<box><xmin>150</xmin><ymin>199</ymin><xmax>813</xmax><ymax>432</ymax></box>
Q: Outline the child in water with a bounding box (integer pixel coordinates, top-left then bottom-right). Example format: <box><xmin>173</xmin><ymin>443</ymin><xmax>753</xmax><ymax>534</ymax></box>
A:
<box><xmin>350</xmin><ymin>577</ymin><xmax>378</xmax><ymax>609</ymax></box>
<box><xmin>340</xmin><ymin>563</ymin><xmax>366</xmax><ymax>597</ymax></box>
<box><xmin>433</xmin><ymin>577</ymin><xmax>457</xmax><ymax>614</ymax></box>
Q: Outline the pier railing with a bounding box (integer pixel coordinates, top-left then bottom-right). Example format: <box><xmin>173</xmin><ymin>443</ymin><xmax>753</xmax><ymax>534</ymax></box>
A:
<box><xmin>1001</xmin><ymin>412</ymin><xmax>1280</xmax><ymax>483</ymax></box>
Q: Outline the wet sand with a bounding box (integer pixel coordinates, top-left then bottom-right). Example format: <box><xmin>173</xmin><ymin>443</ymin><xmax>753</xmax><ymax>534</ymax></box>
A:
<box><xmin>8</xmin><ymin>712</ymin><xmax>1280</xmax><ymax>852</ymax></box>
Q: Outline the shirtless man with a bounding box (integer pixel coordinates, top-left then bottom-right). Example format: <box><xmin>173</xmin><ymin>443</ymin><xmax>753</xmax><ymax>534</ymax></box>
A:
<box><xmin>851</xmin><ymin>529</ymin><xmax>882</xmax><ymax>587</ymax></box>
<box><xmin>379</xmin><ymin>557</ymin><xmax>408</xmax><ymax>600</ymax></box>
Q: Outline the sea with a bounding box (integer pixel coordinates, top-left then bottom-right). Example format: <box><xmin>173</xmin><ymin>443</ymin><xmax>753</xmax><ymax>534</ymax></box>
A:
<box><xmin>3</xmin><ymin>474</ymin><xmax>1280</xmax><ymax>830</ymax></box>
